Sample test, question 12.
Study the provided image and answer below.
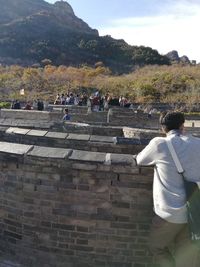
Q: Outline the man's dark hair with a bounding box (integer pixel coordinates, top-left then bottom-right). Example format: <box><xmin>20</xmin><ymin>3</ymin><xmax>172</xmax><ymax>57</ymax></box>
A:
<box><xmin>159</xmin><ymin>111</ymin><xmax>185</xmax><ymax>131</ymax></box>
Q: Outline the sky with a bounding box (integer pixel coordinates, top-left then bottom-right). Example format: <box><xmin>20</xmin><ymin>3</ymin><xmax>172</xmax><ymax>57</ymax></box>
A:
<box><xmin>46</xmin><ymin>0</ymin><xmax>200</xmax><ymax>63</ymax></box>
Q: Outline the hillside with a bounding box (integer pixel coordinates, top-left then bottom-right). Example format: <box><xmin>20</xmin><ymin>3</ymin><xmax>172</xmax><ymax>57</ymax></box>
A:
<box><xmin>0</xmin><ymin>0</ymin><xmax>170</xmax><ymax>73</ymax></box>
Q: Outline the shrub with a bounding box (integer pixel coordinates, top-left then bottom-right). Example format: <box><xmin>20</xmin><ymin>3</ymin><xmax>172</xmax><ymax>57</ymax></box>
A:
<box><xmin>0</xmin><ymin>102</ymin><xmax>11</xmax><ymax>109</ymax></box>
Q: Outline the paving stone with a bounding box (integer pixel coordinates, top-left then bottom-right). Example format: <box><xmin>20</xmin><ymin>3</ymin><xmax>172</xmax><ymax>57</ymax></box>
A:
<box><xmin>45</xmin><ymin>131</ymin><xmax>68</xmax><ymax>139</ymax></box>
<box><xmin>27</xmin><ymin>146</ymin><xmax>72</xmax><ymax>159</ymax></box>
<box><xmin>69</xmin><ymin>150</ymin><xmax>106</xmax><ymax>163</ymax></box>
<box><xmin>0</xmin><ymin>142</ymin><xmax>33</xmax><ymax>155</ymax></box>
<box><xmin>26</xmin><ymin>129</ymin><xmax>48</xmax><ymax>136</ymax></box>
<box><xmin>67</xmin><ymin>133</ymin><xmax>90</xmax><ymax>141</ymax></box>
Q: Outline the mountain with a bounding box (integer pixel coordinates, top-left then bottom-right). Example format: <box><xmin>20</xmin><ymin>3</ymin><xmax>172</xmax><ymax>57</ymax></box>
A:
<box><xmin>0</xmin><ymin>0</ymin><xmax>170</xmax><ymax>73</ymax></box>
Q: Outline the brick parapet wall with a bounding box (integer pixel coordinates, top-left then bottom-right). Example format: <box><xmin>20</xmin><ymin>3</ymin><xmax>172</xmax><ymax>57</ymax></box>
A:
<box><xmin>108</xmin><ymin>109</ymin><xmax>160</xmax><ymax>129</ymax></box>
<box><xmin>0</xmin><ymin>109</ymin><xmax>160</xmax><ymax>129</ymax></box>
<box><xmin>0</xmin><ymin>127</ymin><xmax>148</xmax><ymax>155</ymax></box>
<box><xmin>0</xmin><ymin>109</ymin><xmax>61</xmax><ymax>130</ymax></box>
<box><xmin>2</xmin><ymin>108</ymin><xmax>200</xmax><ymax>130</ymax></box>
<box><xmin>0</xmin><ymin>142</ymin><xmax>153</xmax><ymax>267</ymax></box>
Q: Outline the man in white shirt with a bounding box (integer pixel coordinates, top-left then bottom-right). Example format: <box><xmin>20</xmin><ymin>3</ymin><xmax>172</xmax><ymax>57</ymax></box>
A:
<box><xmin>136</xmin><ymin>111</ymin><xmax>200</xmax><ymax>267</ymax></box>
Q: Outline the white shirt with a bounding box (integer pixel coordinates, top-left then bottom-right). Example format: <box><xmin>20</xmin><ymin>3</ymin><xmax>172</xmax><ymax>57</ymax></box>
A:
<box><xmin>136</xmin><ymin>130</ymin><xmax>200</xmax><ymax>223</ymax></box>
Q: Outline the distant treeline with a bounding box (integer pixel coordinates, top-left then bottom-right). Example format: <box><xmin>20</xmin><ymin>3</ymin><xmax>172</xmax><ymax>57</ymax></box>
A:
<box><xmin>0</xmin><ymin>64</ymin><xmax>200</xmax><ymax>109</ymax></box>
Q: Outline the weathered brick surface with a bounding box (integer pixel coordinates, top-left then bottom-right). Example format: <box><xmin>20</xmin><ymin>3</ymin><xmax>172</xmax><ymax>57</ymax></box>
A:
<box><xmin>0</xmin><ymin>142</ymin><xmax>153</xmax><ymax>267</ymax></box>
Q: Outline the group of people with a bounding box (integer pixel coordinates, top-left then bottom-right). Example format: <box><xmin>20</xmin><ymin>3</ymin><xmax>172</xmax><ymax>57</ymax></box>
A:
<box><xmin>54</xmin><ymin>93</ymin><xmax>88</xmax><ymax>106</ymax></box>
<box><xmin>10</xmin><ymin>99</ymin><xmax>44</xmax><ymax>111</ymax></box>
<box><xmin>53</xmin><ymin>91</ymin><xmax>134</xmax><ymax>112</ymax></box>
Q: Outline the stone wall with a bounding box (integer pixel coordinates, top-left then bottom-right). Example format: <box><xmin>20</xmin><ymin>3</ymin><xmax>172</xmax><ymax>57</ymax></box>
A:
<box><xmin>0</xmin><ymin>108</ymin><xmax>160</xmax><ymax>129</ymax></box>
<box><xmin>2</xmin><ymin>107</ymin><xmax>200</xmax><ymax>130</ymax></box>
<box><xmin>0</xmin><ymin>127</ymin><xmax>146</xmax><ymax>154</ymax></box>
<box><xmin>123</xmin><ymin>127</ymin><xmax>164</xmax><ymax>139</ymax></box>
<box><xmin>108</xmin><ymin>109</ymin><xmax>160</xmax><ymax>129</ymax></box>
<box><xmin>0</xmin><ymin>142</ymin><xmax>153</xmax><ymax>267</ymax></box>
<box><xmin>0</xmin><ymin>109</ymin><xmax>62</xmax><ymax>130</ymax></box>
<box><xmin>62</xmin><ymin>124</ymin><xmax>123</xmax><ymax>137</ymax></box>
<box><xmin>48</xmin><ymin>105</ymin><xmax>88</xmax><ymax>114</ymax></box>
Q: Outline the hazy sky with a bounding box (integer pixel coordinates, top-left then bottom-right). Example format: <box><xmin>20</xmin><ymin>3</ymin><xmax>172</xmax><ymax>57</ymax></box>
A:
<box><xmin>46</xmin><ymin>0</ymin><xmax>200</xmax><ymax>62</ymax></box>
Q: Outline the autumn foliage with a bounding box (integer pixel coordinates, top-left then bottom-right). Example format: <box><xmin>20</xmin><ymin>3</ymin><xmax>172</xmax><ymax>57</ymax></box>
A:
<box><xmin>0</xmin><ymin>64</ymin><xmax>200</xmax><ymax>108</ymax></box>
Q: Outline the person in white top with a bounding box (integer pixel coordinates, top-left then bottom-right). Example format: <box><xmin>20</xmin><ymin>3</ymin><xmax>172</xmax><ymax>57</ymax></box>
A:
<box><xmin>136</xmin><ymin>111</ymin><xmax>200</xmax><ymax>267</ymax></box>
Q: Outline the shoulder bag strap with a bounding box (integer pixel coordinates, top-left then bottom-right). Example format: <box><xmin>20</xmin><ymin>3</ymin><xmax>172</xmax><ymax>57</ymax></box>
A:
<box><xmin>166</xmin><ymin>137</ymin><xmax>185</xmax><ymax>175</ymax></box>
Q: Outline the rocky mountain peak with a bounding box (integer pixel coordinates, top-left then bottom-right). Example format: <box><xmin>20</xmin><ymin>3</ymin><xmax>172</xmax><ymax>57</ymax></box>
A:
<box><xmin>166</xmin><ymin>50</ymin><xmax>180</xmax><ymax>62</ymax></box>
<box><xmin>0</xmin><ymin>0</ymin><xmax>170</xmax><ymax>72</ymax></box>
<box><xmin>53</xmin><ymin>1</ymin><xmax>74</xmax><ymax>15</ymax></box>
<box><xmin>165</xmin><ymin>50</ymin><xmax>192</xmax><ymax>65</ymax></box>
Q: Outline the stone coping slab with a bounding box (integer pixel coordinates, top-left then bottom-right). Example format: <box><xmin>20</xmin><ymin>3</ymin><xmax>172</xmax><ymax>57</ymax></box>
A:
<box><xmin>45</xmin><ymin>132</ymin><xmax>68</xmax><ymax>139</ymax></box>
<box><xmin>69</xmin><ymin>150</ymin><xmax>106</xmax><ymax>163</ymax></box>
<box><xmin>0</xmin><ymin>141</ymin><xmax>137</xmax><ymax>165</ymax></box>
<box><xmin>27</xmin><ymin>129</ymin><xmax>48</xmax><ymax>137</ymax></box>
<box><xmin>0</xmin><ymin>142</ymin><xmax>33</xmax><ymax>155</ymax></box>
<box><xmin>3</xmin><ymin>127</ymin><xmax>154</xmax><ymax>147</ymax></box>
<box><xmin>4</xmin><ymin>127</ymin><xmax>117</xmax><ymax>144</ymax></box>
<box><xmin>27</xmin><ymin>146</ymin><xmax>72</xmax><ymax>159</ymax></box>
<box><xmin>6</xmin><ymin>127</ymin><xmax>30</xmax><ymax>135</ymax></box>
<box><xmin>67</xmin><ymin>133</ymin><xmax>90</xmax><ymax>141</ymax></box>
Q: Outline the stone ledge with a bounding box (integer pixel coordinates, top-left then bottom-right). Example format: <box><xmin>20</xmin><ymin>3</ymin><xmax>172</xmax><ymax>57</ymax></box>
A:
<box><xmin>27</xmin><ymin>146</ymin><xmax>72</xmax><ymax>159</ymax></box>
<box><xmin>0</xmin><ymin>141</ymin><xmax>140</xmax><ymax>166</ymax></box>
<box><xmin>45</xmin><ymin>132</ymin><xmax>68</xmax><ymax>139</ymax></box>
<box><xmin>0</xmin><ymin>142</ymin><xmax>33</xmax><ymax>155</ymax></box>
<box><xmin>6</xmin><ymin>127</ymin><xmax>30</xmax><ymax>135</ymax></box>
<box><xmin>69</xmin><ymin>150</ymin><xmax>106</xmax><ymax>163</ymax></box>
<box><xmin>67</xmin><ymin>133</ymin><xmax>90</xmax><ymax>141</ymax></box>
<box><xmin>26</xmin><ymin>130</ymin><xmax>48</xmax><ymax>137</ymax></box>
